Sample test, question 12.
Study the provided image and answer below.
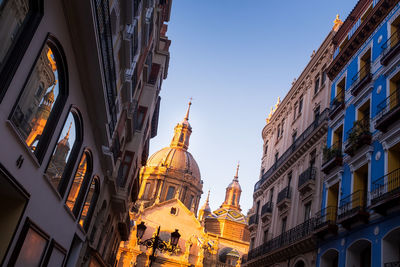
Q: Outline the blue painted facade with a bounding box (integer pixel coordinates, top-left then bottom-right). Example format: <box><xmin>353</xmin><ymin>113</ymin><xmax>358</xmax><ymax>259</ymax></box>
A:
<box><xmin>318</xmin><ymin>1</ymin><xmax>400</xmax><ymax>266</ymax></box>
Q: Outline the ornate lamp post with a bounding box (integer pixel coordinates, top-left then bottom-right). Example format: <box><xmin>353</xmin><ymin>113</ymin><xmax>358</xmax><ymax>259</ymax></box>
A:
<box><xmin>136</xmin><ymin>222</ymin><xmax>181</xmax><ymax>267</ymax></box>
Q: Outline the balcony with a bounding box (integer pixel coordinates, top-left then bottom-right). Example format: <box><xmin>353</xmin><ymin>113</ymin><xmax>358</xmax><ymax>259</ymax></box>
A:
<box><xmin>375</xmin><ymin>88</ymin><xmax>400</xmax><ymax>132</ymax></box>
<box><xmin>329</xmin><ymin>91</ymin><xmax>345</xmax><ymax>119</ymax></box>
<box><xmin>337</xmin><ymin>190</ymin><xmax>369</xmax><ymax>229</ymax></box>
<box><xmin>246</xmin><ymin>219</ymin><xmax>316</xmax><ymax>266</ymax></box>
<box><xmin>344</xmin><ymin>118</ymin><xmax>372</xmax><ymax>157</ymax></box>
<box><xmin>385</xmin><ymin>261</ymin><xmax>400</xmax><ymax>267</ymax></box>
<box><xmin>321</xmin><ymin>142</ymin><xmax>343</xmax><ymax>174</ymax></box>
<box><xmin>261</xmin><ymin>201</ymin><xmax>273</xmax><ymax>224</ymax></box>
<box><xmin>254</xmin><ymin>109</ymin><xmax>329</xmax><ymax>193</ymax></box>
<box><xmin>314</xmin><ymin>206</ymin><xmax>338</xmax><ymax>238</ymax></box>
<box><xmin>248</xmin><ymin>214</ymin><xmax>258</xmax><ymax>232</ymax></box>
<box><xmin>370</xmin><ymin>168</ymin><xmax>400</xmax><ymax>215</ymax></box>
<box><xmin>277</xmin><ymin>186</ymin><xmax>291</xmax><ymax>212</ymax></box>
<box><xmin>298</xmin><ymin>167</ymin><xmax>316</xmax><ymax>196</ymax></box>
<box><xmin>351</xmin><ymin>62</ymin><xmax>371</xmax><ymax>96</ymax></box>
<box><xmin>381</xmin><ymin>29</ymin><xmax>400</xmax><ymax>66</ymax></box>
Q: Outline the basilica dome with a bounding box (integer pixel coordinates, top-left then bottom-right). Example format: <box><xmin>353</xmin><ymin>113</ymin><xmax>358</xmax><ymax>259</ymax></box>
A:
<box><xmin>146</xmin><ymin>146</ymin><xmax>201</xmax><ymax>181</ymax></box>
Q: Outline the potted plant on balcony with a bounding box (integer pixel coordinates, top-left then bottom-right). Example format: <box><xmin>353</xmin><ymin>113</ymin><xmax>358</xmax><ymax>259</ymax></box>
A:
<box><xmin>345</xmin><ymin>120</ymin><xmax>372</xmax><ymax>156</ymax></box>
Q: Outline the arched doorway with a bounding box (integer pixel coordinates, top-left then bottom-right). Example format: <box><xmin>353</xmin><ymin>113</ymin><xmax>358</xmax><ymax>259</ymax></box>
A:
<box><xmin>320</xmin><ymin>249</ymin><xmax>339</xmax><ymax>267</ymax></box>
<box><xmin>294</xmin><ymin>260</ymin><xmax>305</xmax><ymax>267</ymax></box>
<box><xmin>346</xmin><ymin>239</ymin><xmax>371</xmax><ymax>267</ymax></box>
<box><xmin>382</xmin><ymin>227</ymin><xmax>400</xmax><ymax>265</ymax></box>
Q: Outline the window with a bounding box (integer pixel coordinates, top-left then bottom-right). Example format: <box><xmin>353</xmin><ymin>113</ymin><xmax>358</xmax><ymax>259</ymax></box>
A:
<box><xmin>275</xmin><ymin>152</ymin><xmax>279</xmax><ymax>163</ymax></box>
<box><xmin>264</xmin><ymin>141</ymin><xmax>268</xmax><ymax>156</ymax></box>
<box><xmin>292</xmin><ymin>131</ymin><xmax>297</xmax><ymax>144</ymax></box>
<box><xmin>135</xmin><ymin>106</ymin><xmax>147</xmax><ymax>130</ymax></box>
<box><xmin>43</xmin><ymin>241</ymin><xmax>66</xmax><ymax>267</ymax></box>
<box><xmin>188</xmin><ymin>194</ymin><xmax>194</xmax><ymax>209</ymax></box>
<box><xmin>314</xmin><ymin>76</ymin><xmax>320</xmax><ymax>94</ymax></box>
<box><xmin>250</xmin><ymin>237</ymin><xmax>255</xmax><ymax>250</ymax></box>
<box><xmin>293</xmin><ymin>104</ymin><xmax>297</xmax><ymax>120</ymax></box>
<box><xmin>9</xmin><ymin>219</ymin><xmax>49</xmax><ymax>267</ymax></box>
<box><xmin>166</xmin><ymin>186</ymin><xmax>175</xmax><ymax>201</ymax></box>
<box><xmin>10</xmin><ymin>38</ymin><xmax>68</xmax><ymax>161</ymax></box>
<box><xmin>269</xmin><ymin>188</ymin><xmax>274</xmax><ymax>202</ymax></box>
<box><xmin>335</xmin><ymin>77</ymin><xmax>346</xmax><ymax>103</ymax></box>
<box><xmin>0</xmin><ymin>0</ymin><xmax>43</xmax><ymax>101</ymax></box>
<box><xmin>298</xmin><ymin>97</ymin><xmax>303</xmax><ymax>115</ymax></box>
<box><xmin>256</xmin><ymin>200</ymin><xmax>260</xmax><ymax>216</ymax></box>
<box><xmin>232</xmin><ymin>194</ymin><xmax>236</xmax><ymax>205</ymax></box>
<box><xmin>277</xmin><ymin>124</ymin><xmax>281</xmax><ymax>138</ymax></box>
<box><xmin>310</xmin><ymin>149</ymin><xmax>316</xmax><ymax>168</ymax></box>
<box><xmin>0</xmin><ymin>168</ymin><xmax>29</xmax><ymax>263</ymax></box>
<box><xmin>314</xmin><ymin>106</ymin><xmax>320</xmax><ymax>121</ymax></box>
<box><xmin>281</xmin><ymin>119</ymin><xmax>285</xmax><ymax>135</ymax></box>
<box><xmin>288</xmin><ymin>171</ymin><xmax>292</xmax><ymax>186</ymax></box>
<box><xmin>143</xmin><ymin>182</ymin><xmax>151</xmax><ymax>199</ymax></box>
<box><xmin>45</xmin><ymin>110</ymin><xmax>83</xmax><ymax>197</ymax></box>
<box><xmin>117</xmin><ymin>151</ymin><xmax>134</xmax><ymax>187</ymax></box>
<box><xmin>66</xmin><ymin>150</ymin><xmax>93</xmax><ymax>217</ymax></box>
<box><xmin>79</xmin><ymin>177</ymin><xmax>100</xmax><ymax>230</ymax></box>
<box><xmin>304</xmin><ymin>202</ymin><xmax>312</xmax><ymax>221</ymax></box>
<box><xmin>281</xmin><ymin>217</ymin><xmax>287</xmax><ymax>234</ymax></box>
<box><xmin>321</xmin><ymin>70</ymin><xmax>327</xmax><ymax>85</ymax></box>
<box><xmin>263</xmin><ymin>229</ymin><xmax>269</xmax><ymax>243</ymax></box>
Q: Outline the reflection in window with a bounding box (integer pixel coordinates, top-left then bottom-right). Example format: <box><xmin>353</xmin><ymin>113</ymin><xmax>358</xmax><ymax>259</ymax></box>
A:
<box><xmin>0</xmin><ymin>0</ymin><xmax>29</xmax><ymax>65</ymax></box>
<box><xmin>13</xmin><ymin>227</ymin><xmax>48</xmax><ymax>267</ymax></box>
<box><xmin>79</xmin><ymin>177</ymin><xmax>99</xmax><ymax>230</ymax></box>
<box><xmin>66</xmin><ymin>152</ymin><xmax>88</xmax><ymax>213</ymax></box>
<box><xmin>10</xmin><ymin>44</ymin><xmax>60</xmax><ymax>153</ymax></box>
<box><xmin>45</xmin><ymin>113</ymin><xmax>76</xmax><ymax>191</ymax></box>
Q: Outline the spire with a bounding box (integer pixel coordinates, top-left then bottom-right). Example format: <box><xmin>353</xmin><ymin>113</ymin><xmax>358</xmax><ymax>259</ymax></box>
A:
<box><xmin>184</xmin><ymin>98</ymin><xmax>192</xmax><ymax>121</ymax></box>
<box><xmin>205</xmin><ymin>190</ymin><xmax>210</xmax><ymax>205</ymax></box>
<box><xmin>234</xmin><ymin>162</ymin><xmax>240</xmax><ymax>180</ymax></box>
<box><xmin>65</xmin><ymin>122</ymin><xmax>72</xmax><ymax>140</ymax></box>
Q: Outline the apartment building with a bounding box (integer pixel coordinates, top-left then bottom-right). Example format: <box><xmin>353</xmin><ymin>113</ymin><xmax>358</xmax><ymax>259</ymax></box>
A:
<box><xmin>0</xmin><ymin>0</ymin><xmax>172</xmax><ymax>266</ymax></box>
<box><xmin>317</xmin><ymin>0</ymin><xmax>400</xmax><ymax>266</ymax></box>
<box><xmin>243</xmin><ymin>21</ymin><xmax>337</xmax><ymax>267</ymax></box>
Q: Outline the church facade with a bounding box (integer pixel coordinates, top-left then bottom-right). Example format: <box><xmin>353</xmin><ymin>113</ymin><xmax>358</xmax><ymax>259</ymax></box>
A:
<box><xmin>117</xmin><ymin>103</ymin><xmax>250</xmax><ymax>266</ymax></box>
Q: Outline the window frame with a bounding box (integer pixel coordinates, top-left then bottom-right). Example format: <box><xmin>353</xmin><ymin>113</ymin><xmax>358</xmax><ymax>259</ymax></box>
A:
<box><xmin>0</xmin><ymin>0</ymin><xmax>44</xmax><ymax>102</ymax></box>
<box><xmin>79</xmin><ymin>176</ymin><xmax>100</xmax><ymax>231</ymax></box>
<box><xmin>8</xmin><ymin>35</ymin><xmax>69</xmax><ymax>164</ymax></box>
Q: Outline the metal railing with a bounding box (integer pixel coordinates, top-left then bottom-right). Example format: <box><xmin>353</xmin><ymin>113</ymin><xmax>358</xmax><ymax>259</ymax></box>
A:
<box><xmin>344</xmin><ymin>117</ymin><xmax>371</xmax><ymax>154</ymax></box>
<box><xmin>376</xmin><ymin>88</ymin><xmax>400</xmax><ymax>121</ymax></box>
<box><xmin>385</xmin><ymin>261</ymin><xmax>400</xmax><ymax>267</ymax></box>
<box><xmin>323</xmin><ymin>141</ymin><xmax>342</xmax><ymax>163</ymax></box>
<box><xmin>254</xmin><ymin>109</ymin><xmax>329</xmax><ymax>191</ymax></box>
<box><xmin>330</xmin><ymin>89</ymin><xmax>345</xmax><ymax>112</ymax></box>
<box><xmin>351</xmin><ymin>61</ymin><xmax>371</xmax><ymax>85</ymax></box>
<box><xmin>314</xmin><ymin>206</ymin><xmax>337</xmax><ymax>230</ymax></box>
<box><xmin>248</xmin><ymin>214</ymin><xmax>258</xmax><ymax>225</ymax></box>
<box><xmin>381</xmin><ymin>28</ymin><xmax>400</xmax><ymax>58</ymax></box>
<box><xmin>277</xmin><ymin>186</ymin><xmax>291</xmax><ymax>204</ymax></box>
<box><xmin>338</xmin><ymin>190</ymin><xmax>366</xmax><ymax>219</ymax></box>
<box><xmin>370</xmin><ymin>168</ymin><xmax>400</xmax><ymax>204</ymax></box>
<box><xmin>247</xmin><ymin>218</ymin><xmax>315</xmax><ymax>261</ymax></box>
<box><xmin>261</xmin><ymin>201</ymin><xmax>273</xmax><ymax>215</ymax></box>
<box><xmin>298</xmin><ymin>167</ymin><xmax>316</xmax><ymax>188</ymax></box>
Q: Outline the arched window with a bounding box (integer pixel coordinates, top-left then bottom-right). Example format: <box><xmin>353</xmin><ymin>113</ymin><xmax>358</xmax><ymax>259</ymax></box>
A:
<box><xmin>65</xmin><ymin>149</ymin><xmax>93</xmax><ymax>217</ymax></box>
<box><xmin>79</xmin><ymin>176</ymin><xmax>100</xmax><ymax>231</ymax></box>
<box><xmin>45</xmin><ymin>108</ymin><xmax>83</xmax><ymax>196</ymax></box>
<box><xmin>0</xmin><ymin>0</ymin><xmax>43</xmax><ymax>101</ymax></box>
<box><xmin>10</xmin><ymin>36</ymin><xmax>68</xmax><ymax>162</ymax></box>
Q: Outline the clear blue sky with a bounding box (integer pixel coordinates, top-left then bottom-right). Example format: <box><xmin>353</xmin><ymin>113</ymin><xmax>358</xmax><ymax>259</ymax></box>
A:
<box><xmin>149</xmin><ymin>0</ymin><xmax>357</xmax><ymax>214</ymax></box>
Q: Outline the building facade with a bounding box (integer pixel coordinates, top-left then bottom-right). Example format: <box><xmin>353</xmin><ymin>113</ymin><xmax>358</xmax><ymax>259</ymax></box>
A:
<box><xmin>117</xmin><ymin>106</ymin><xmax>249</xmax><ymax>266</ymax></box>
<box><xmin>244</xmin><ymin>20</ymin><xmax>338</xmax><ymax>267</ymax></box>
<box><xmin>0</xmin><ymin>0</ymin><xmax>172</xmax><ymax>266</ymax></box>
<box><xmin>317</xmin><ymin>0</ymin><xmax>400</xmax><ymax>266</ymax></box>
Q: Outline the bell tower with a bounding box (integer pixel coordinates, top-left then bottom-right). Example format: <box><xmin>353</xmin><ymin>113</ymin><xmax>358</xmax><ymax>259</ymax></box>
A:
<box><xmin>170</xmin><ymin>100</ymin><xmax>192</xmax><ymax>150</ymax></box>
<box><xmin>221</xmin><ymin>163</ymin><xmax>242</xmax><ymax>211</ymax></box>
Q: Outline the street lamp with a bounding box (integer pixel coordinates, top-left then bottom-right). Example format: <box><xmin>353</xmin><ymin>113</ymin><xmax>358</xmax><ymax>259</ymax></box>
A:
<box><xmin>136</xmin><ymin>222</ymin><xmax>181</xmax><ymax>267</ymax></box>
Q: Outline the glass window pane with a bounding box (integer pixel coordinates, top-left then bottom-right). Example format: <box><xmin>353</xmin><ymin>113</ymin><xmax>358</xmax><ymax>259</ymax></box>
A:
<box><xmin>79</xmin><ymin>179</ymin><xmax>97</xmax><ymax>228</ymax></box>
<box><xmin>166</xmin><ymin>186</ymin><xmax>175</xmax><ymax>201</ymax></box>
<box><xmin>66</xmin><ymin>153</ymin><xmax>88</xmax><ymax>212</ymax></box>
<box><xmin>10</xmin><ymin>44</ymin><xmax>61</xmax><ymax>153</ymax></box>
<box><xmin>14</xmin><ymin>228</ymin><xmax>47</xmax><ymax>267</ymax></box>
<box><xmin>47</xmin><ymin>246</ymin><xmax>65</xmax><ymax>267</ymax></box>
<box><xmin>45</xmin><ymin>113</ymin><xmax>76</xmax><ymax>190</ymax></box>
<box><xmin>0</xmin><ymin>0</ymin><xmax>29</xmax><ymax>65</ymax></box>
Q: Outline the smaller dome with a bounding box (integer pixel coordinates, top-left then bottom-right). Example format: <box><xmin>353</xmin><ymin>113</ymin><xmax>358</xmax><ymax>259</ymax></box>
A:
<box><xmin>146</xmin><ymin>147</ymin><xmax>201</xmax><ymax>181</ymax></box>
<box><xmin>227</xmin><ymin>177</ymin><xmax>241</xmax><ymax>191</ymax></box>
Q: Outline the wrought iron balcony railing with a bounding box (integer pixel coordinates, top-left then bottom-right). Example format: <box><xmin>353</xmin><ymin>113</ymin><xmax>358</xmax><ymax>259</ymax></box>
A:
<box><xmin>375</xmin><ymin>88</ymin><xmax>400</xmax><ymax>131</ymax></box>
<box><xmin>344</xmin><ymin>117</ymin><xmax>372</xmax><ymax>156</ymax></box>
<box><xmin>329</xmin><ymin>90</ymin><xmax>345</xmax><ymax>118</ymax></box>
<box><xmin>337</xmin><ymin>190</ymin><xmax>366</xmax><ymax>220</ymax></box>
<box><xmin>314</xmin><ymin>206</ymin><xmax>337</xmax><ymax>230</ymax></box>
<box><xmin>254</xmin><ymin>109</ymin><xmax>329</xmax><ymax>192</ymax></box>
<box><xmin>298</xmin><ymin>167</ymin><xmax>316</xmax><ymax>189</ymax></box>
<box><xmin>247</xmin><ymin>218</ymin><xmax>315</xmax><ymax>262</ymax></box>
<box><xmin>370</xmin><ymin>168</ymin><xmax>400</xmax><ymax>205</ymax></box>
<box><xmin>277</xmin><ymin>186</ymin><xmax>291</xmax><ymax>204</ymax></box>
<box><xmin>323</xmin><ymin>141</ymin><xmax>342</xmax><ymax>164</ymax></box>
<box><xmin>261</xmin><ymin>201</ymin><xmax>273</xmax><ymax>216</ymax></box>
<box><xmin>351</xmin><ymin>61</ymin><xmax>371</xmax><ymax>96</ymax></box>
<box><xmin>381</xmin><ymin>28</ymin><xmax>400</xmax><ymax>65</ymax></box>
<box><xmin>248</xmin><ymin>214</ymin><xmax>258</xmax><ymax>226</ymax></box>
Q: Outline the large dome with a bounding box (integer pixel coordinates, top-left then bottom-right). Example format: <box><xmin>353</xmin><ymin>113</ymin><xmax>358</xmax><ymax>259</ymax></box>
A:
<box><xmin>146</xmin><ymin>147</ymin><xmax>201</xmax><ymax>181</ymax></box>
